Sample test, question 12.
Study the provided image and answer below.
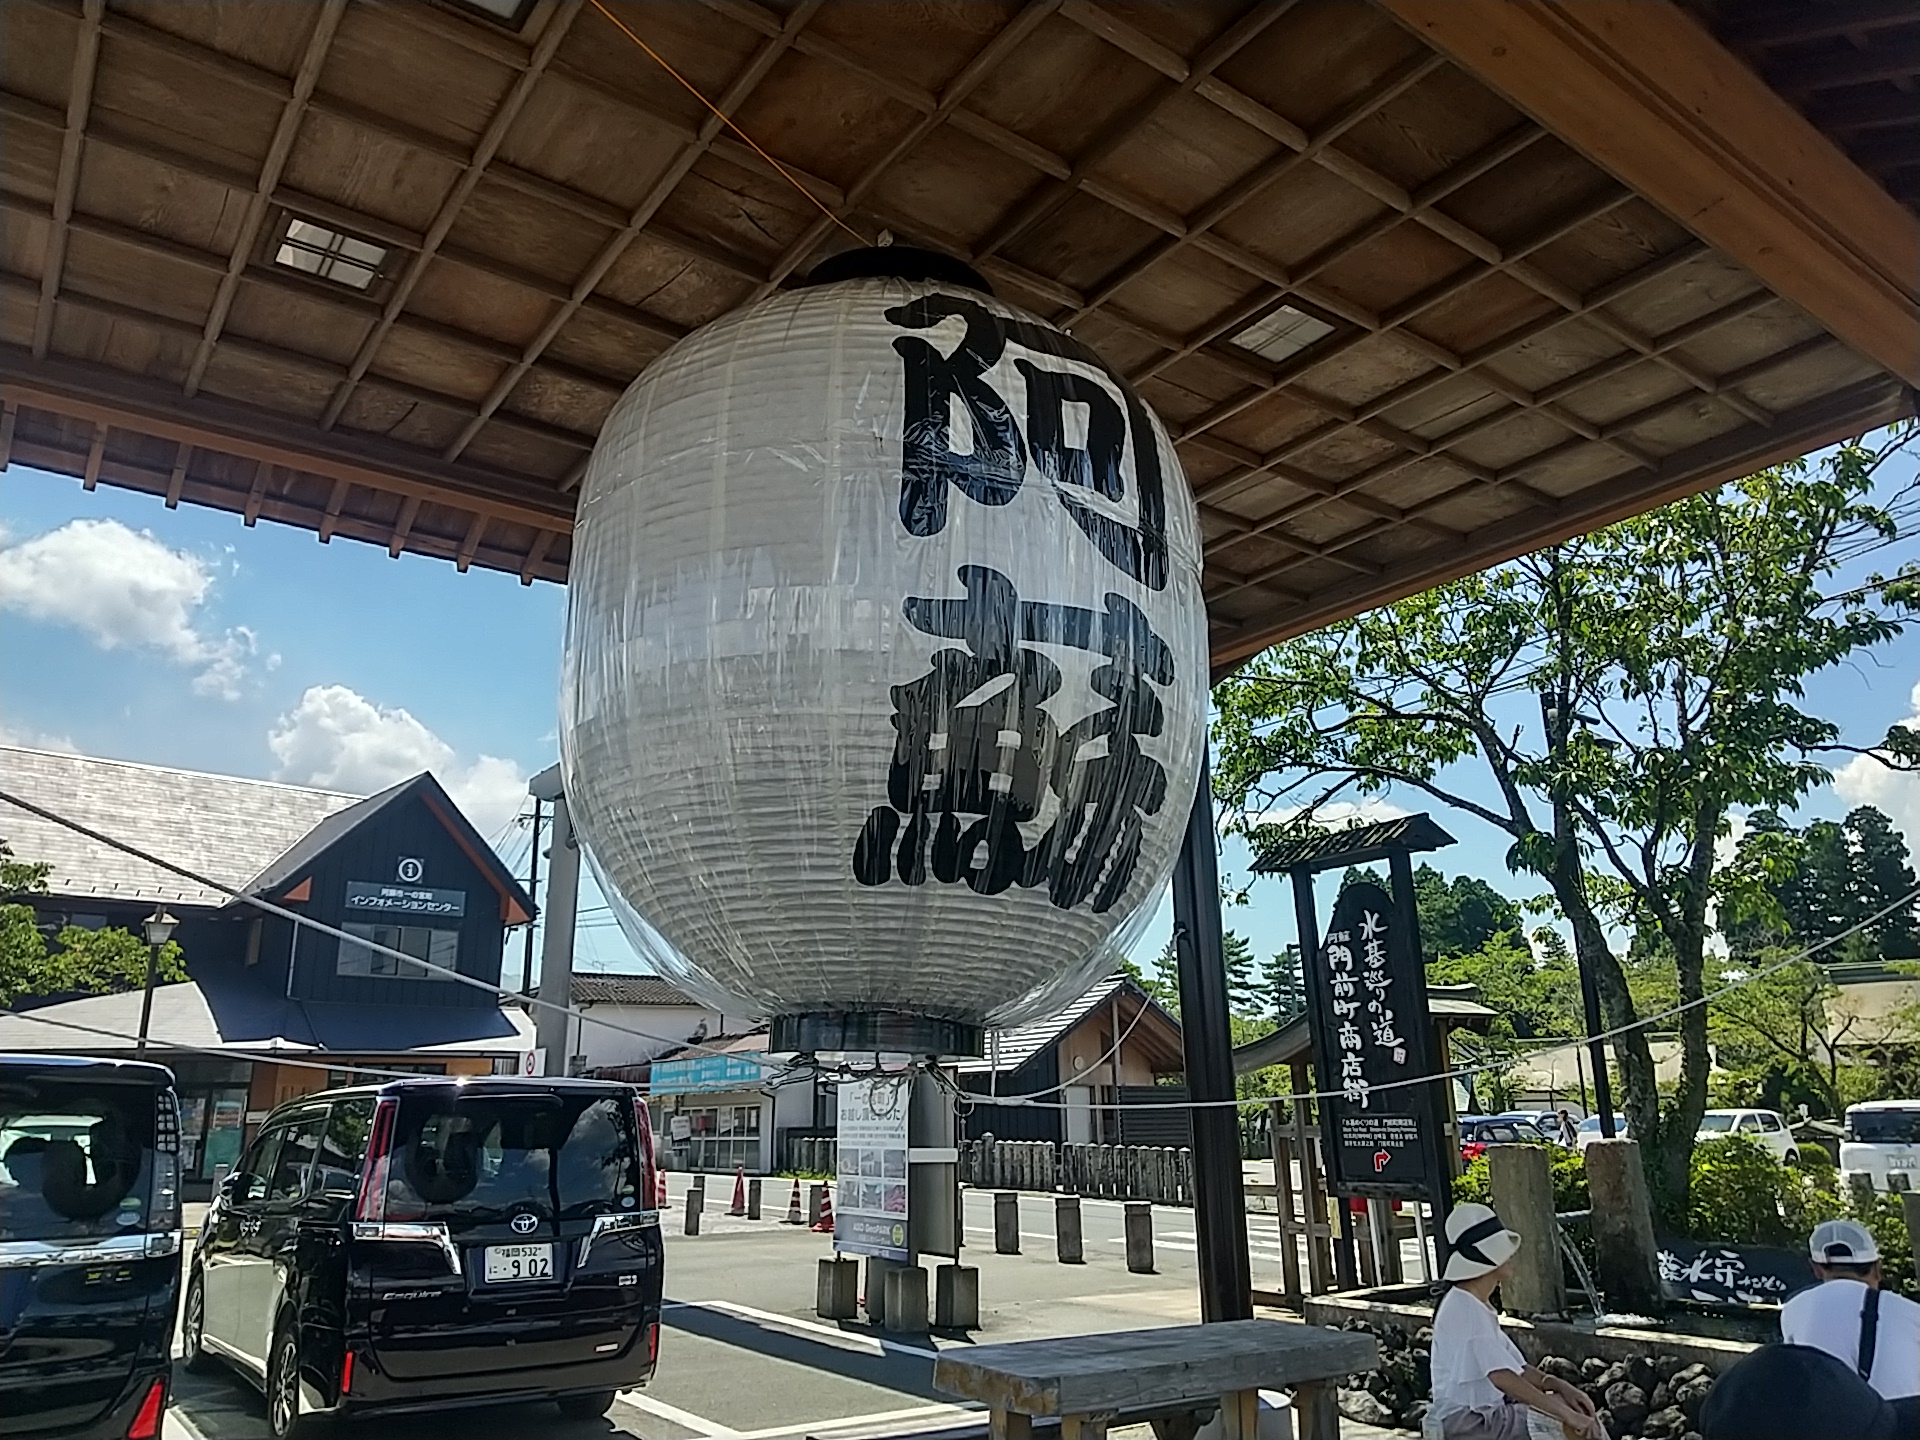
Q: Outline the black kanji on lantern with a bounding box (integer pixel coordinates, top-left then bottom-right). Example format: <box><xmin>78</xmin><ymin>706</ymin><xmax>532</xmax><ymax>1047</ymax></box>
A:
<box><xmin>886</xmin><ymin>294</ymin><xmax>1170</xmax><ymax>591</ymax></box>
<box><xmin>852</xmin><ymin>565</ymin><xmax>1173</xmax><ymax>912</ymax></box>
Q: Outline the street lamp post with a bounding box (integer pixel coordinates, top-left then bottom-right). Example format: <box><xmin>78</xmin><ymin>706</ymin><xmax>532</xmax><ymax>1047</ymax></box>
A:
<box><xmin>138</xmin><ymin>907</ymin><xmax>178</xmax><ymax>1053</ymax></box>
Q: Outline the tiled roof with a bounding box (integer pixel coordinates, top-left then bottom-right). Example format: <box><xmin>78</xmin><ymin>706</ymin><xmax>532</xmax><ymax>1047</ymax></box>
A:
<box><xmin>955</xmin><ymin>974</ymin><xmax>1139</xmax><ymax>1075</ymax></box>
<box><xmin>0</xmin><ymin>746</ymin><xmax>360</xmax><ymax>909</ymax></box>
<box><xmin>571</xmin><ymin>973</ymin><xmax>699</xmax><ymax>1007</ymax></box>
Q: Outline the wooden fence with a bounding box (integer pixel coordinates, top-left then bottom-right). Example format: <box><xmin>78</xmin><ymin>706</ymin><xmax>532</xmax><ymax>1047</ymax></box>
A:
<box><xmin>962</xmin><ymin>1136</ymin><xmax>1194</xmax><ymax>1205</ymax></box>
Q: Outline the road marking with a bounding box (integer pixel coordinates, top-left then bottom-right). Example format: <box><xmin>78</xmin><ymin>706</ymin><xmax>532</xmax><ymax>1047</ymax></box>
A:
<box><xmin>732</xmin><ymin>1403</ymin><xmax>977</xmax><ymax>1439</ymax></box>
<box><xmin>162</xmin><ymin>1410</ymin><xmax>209</xmax><ymax>1440</ymax></box>
<box><xmin>617</xmin><ymin>1387</ymin><xmax>741</xmax><ymax>1437</ymax></box>
<box><xmin>664</xmin><ymin>1297</ymin><xmax>940</xmax><ymax>1361</ymax></box>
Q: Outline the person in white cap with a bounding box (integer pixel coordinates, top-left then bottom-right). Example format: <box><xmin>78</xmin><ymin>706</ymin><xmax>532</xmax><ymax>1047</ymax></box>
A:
<box><xmin>1426</xmin><ymin>1203</ymin><xmax>1605</xmax><ymax>1439</ymax></box>
<box><xmin>1781</xmin><ymin>1218</ymin><xmax>1920</xmax><ymax>1413</ymax></box>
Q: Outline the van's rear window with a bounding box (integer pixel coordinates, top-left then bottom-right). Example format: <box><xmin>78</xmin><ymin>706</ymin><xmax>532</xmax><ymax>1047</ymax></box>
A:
<box><xmin>383</xmin><ymin>1092</ymin><xmax>640</xmax><ymax>1223</ymax></box>
<box><xmin>0</xmin><ymin>1081</ymin><xmax>155</xmax><ymax>1241</ymax></box>
<box><xmin>1849</xmin><ymin>1110</ymin><xmax>1920</xmax><ymax>1144</ymax></box>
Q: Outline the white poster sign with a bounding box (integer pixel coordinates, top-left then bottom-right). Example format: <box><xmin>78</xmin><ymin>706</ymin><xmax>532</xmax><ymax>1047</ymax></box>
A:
<box><xmin>834</xmin><ymin>1076</ymin><xmax>912</xmax><ymax>1262</ymax></box>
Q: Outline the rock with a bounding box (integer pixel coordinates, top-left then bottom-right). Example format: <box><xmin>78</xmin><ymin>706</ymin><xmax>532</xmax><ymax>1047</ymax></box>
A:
<box><xmin>1671</xmin><ymin>1363</ymin><xmax>1711</xmax><ymax>1387</ymax></box>
<box><xmin>1582</xmin><ymin>1356</ymin><xmax>1611</xmax><ymax>1381</ymax></box>
<box><xmin>1649</xmin><ymin>1380</ymin><xmax>1671</xmax><ymax>1411</ymax></box>
<box><xmin>1627</xmin><ymin>1355</ymin><xmax>1659</xmax><ymax>1393</ymax></box>
<box><xmin>1604</xmin><ymin>1381</ymin><xmax>1650</xmax><ymax>1434</ymax></box>
<box><xmin>1655</xmin><ymin>1354</ymin><xmax>1688</xmax><ymax>1381</ymax></box>
<box><xmin>1675</xmin><ymin>1375</ymin><xmax>1714</xmax><ymax>1422</ymax></box>
<box><xmin>1337</xmin><ymin>1389</ymin><xmax>1394</xmax><ymax>1427</ymax></box>
<box><xmin>1597</xmin><ymin>1361</ymin><xmax>1631</xmax><ymax>1391</ymax></box>
<box><xmin>1415</xmin><ymin>1326</ymin><xmax>1434</xmax><ymax>1346</ymax></box>
<box><xmin>1404</xmin><ymin>1400</ymin><xmax>1429</xmax><ymax>1432</ymax></box>
<box><xmin>1642</xmin><ymin>1405</ymin><xmax>1689</xmax><ymax>1437</ymax></box>
<box><xmin>1542</xmin><ymin>1355</ymin><xmax>1584</xmax><ymax>1384</ymax></box>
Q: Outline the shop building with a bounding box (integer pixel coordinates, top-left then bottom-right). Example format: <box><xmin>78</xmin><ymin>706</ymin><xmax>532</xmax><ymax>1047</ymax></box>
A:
<box><xmin>0</xmin><ymin>745</ymin><xmax>536</xmax><ymax>1194</ymax></box>
<box><xmin>557</xmin><ymin>972</ymin><xmax>758</xmax><ymax>1074</ymax></box>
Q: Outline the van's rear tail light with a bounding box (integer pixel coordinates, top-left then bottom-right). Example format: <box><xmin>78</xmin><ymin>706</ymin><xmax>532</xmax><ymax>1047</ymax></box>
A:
<box><xmin>355</xmin><ymin>1098</ymin><xmax>398</xmax><ymax>1223</ymax></box>
<box><xmin>632</xmin><ymin>1093</ymin><xmax>658</xmax><ymax>1217</ymax></box>
<box><xmin>340</xmin><ymin>1349</ymin><xmax>355</xmax><ymax>1395</ymax></box>
<box><xmin>647</xmin><ymin>1321</ymin><xmax>660</xmax><ymax>1366</ymax></box>
<box><xmin>127</xmin><ymin>1379</ymin><xmax>166</xmax><ymax>1440</ymax></box>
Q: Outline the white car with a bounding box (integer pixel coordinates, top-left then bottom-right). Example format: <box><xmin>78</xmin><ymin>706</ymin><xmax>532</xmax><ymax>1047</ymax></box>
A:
<box><xmin>1575</xmin><ymin>1114</ymin><xmax>1630</xmax><ymax>1151</ymax></box>
<box><xmin>1840</xmin><ymin>1101</ymin><xmax>1920</xmax><ymax>1193</ymax></box>
<box><xmin>1696</xmin><ymin>1108</ymin><xmax>1799</xmax><ymax>1163</ymax></box>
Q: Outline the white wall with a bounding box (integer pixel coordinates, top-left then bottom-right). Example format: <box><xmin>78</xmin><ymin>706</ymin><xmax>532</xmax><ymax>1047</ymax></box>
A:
<box><xmin>566</xmin><ymin>1002</ymin><xmax>757</xmax><ymax>1071</ymax></box>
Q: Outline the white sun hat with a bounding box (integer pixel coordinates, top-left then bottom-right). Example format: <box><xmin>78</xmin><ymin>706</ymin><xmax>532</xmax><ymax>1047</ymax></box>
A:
<box><xmin>1809</xmin><ymin>1218</ymin><xmax>1880</xmax><ymax>1265</ymax></box>
<box><xmin>1443</xmin><ymin>1202</ymin><xmax>1524</xmax><ymax>1281</ymax></box>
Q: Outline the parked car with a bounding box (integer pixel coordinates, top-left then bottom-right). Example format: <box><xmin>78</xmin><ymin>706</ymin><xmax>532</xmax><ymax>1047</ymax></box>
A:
<box><xmin>1574</xmin><ymin>1114</ymin><xmax>1631</xmax><ymax>1151</ymax></box>
<box><xmin>182</xmin><ymin>1075</ymin><xmax>663</xmax><ymax>1439</ymax></box>
<box><xmin>1696</xmin><ymin>1108</ymin><xmax>1799</xmax><ymax>1163</ymax></box>
<box><xmin>1459</xmin><ymin>1116</ymin><xmax>1546</xmax><ymax>1163</ymax></box>
<box><xmin>1491</xmin><ymin>1110</ymin><xmax>1579</xmax><ymax>1145</ymax></box>
<box><xmin>0</xmin><ymin>1054</ymin><xmax>183</xmax><ymax>1440</ymax></box>
<box><xmin>1840</xmin><ymin>1100</ymin><xmax>1920</xmax><ymax>1193</ymax></box>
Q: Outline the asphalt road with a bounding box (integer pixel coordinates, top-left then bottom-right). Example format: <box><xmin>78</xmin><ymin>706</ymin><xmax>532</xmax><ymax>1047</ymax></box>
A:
<box><xmin>164</xmin><ymin>1176</ymin><xmax>1400</xmax><ymax>1440</ymax></box>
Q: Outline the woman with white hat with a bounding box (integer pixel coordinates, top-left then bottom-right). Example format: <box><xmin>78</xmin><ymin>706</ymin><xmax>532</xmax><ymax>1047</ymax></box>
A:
<box><xmin>1425</xmin><ymin>1203</ymin><xmax>1606</xmax><ymax>1440</ymax></box>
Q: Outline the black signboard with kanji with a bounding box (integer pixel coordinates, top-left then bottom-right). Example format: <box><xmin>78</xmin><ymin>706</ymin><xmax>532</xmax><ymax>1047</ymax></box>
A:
<box><xmin>1301</xmin><ymin>879</ymin><xmax>1439</xmax><ymax>1198</ymax></box>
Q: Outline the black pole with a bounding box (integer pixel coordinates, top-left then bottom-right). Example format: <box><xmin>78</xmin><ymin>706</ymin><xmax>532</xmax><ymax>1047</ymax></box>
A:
<box><xmin>1171</xmin><ymin>746</ymin><xmax>1253</xmax><ymax>1323</ymax></box>
<box><xmin>136</xmin><ymin>941</ymin><xmax>158</xmax><ymax>1053</ymax></box>
<box><xmin>523</xmin><ymin>797</ymin><xmax>543</xmax><ymax>996</ymax></box>
<box><xmin>1389</xmin><ymin>848</ymin><xmax>1452</xmax><ymax>1278</ymax></box>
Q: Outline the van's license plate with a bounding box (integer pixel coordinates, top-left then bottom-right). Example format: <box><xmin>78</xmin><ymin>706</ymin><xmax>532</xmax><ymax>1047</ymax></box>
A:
<box><xmin>484</xmin><ymin>1244</ymin><xmax>554</xmax><ymax>1282</ymax></box>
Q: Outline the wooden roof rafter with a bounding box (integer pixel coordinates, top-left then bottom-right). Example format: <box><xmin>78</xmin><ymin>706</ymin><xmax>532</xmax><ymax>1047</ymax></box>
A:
<box><xmin>0</xmin><ymin>0</ymin><xmax>1911</xmax><ymax>653</ymax></box>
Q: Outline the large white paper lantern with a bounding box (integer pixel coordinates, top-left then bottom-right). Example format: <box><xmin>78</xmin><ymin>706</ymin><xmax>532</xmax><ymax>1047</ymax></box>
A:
<box><xmin>561</xmin><ymin>249</ymin><xmax>1207</xmax><ymax>1056</ymax></box>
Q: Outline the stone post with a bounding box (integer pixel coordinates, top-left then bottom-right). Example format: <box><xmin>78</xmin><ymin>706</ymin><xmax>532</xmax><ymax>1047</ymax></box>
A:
<box><xmin>816</xmin><ymin>1256</ymin><xmax>859</xmax><ymax>1319</ymax></box>
<box><xmin>883</xmin><ymin>1264</ymin><xmax>929</xmax><ymax>1334</ymax></box>
<box><xmin>1900</xmin><ymin>1191</ymin><xmax>1920</xmax><ymax>1288</ymax></box>
<box><xmin>934</xmin><ymin>1263</ymin><xmax>979</xmax><ymax>1329</ymax></box>
<box><xmin>1124</xmin><ymin>1200</ymin><xmax>1154</xmax><ymax>1274</ymax></box>
<box><xmin>1056</xmin><ymin>1194</ymin><xmax>1084</xmax><ymax>1263</ymax></box>
<box><xmin>994</xmin><ymin>1191</ymin><xmax>1021</xmax><ymax>1254</ymax></box>
<box><xmin>1584</xmin><ymin>1139</ymin><xmax>1662</xmax><ymax>1314</ymax></box>
<box><xmin>808</xmin><ymin>1183</ymin><xmax>825</xmax><ymax>1227</ymax></box>
<box><xmin>864</xmin><ymin>1256</ymin><xmax>902</xmax><ymax>1325</ymax></box>
<box><xmin>684</xmin><ymin>1175</ymin><xmax>704</xmax><ymax>1237</ymax></box>
<box><xmin>747</xmin><ymin>1177</ymin><xmax>762</xmax><ymax>1220</ymax></box>
<box><xmin>1489</xmin><ymin>1144</ymin><xmax>1566</xmax><ymax>1317</ymax></box>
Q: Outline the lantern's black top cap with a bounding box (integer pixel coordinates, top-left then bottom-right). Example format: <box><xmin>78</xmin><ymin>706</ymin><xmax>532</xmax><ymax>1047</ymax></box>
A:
<box><xmin>801</xmin><ymin>245</ymin><xmax>993</xmax><ymax>296</ymax></box>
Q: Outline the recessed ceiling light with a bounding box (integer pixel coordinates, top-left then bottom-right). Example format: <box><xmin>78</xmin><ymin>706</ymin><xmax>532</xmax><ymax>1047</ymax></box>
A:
<box><xmin>1232</xmin><ymin>304</ymin><xmax>1334</xmax><ymax>364</ymax></box>
<box><xmin>446</xmin><ymin>0</ymin><xmax>536</xmax><ymax>24</ymax></box>
<box><xmin>273</xmin><ymin>218</ymin><xmax>389</xmax><ymax>291</ymax></box>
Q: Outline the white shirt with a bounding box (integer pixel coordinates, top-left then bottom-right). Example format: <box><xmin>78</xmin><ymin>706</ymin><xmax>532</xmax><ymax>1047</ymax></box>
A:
<box><xmin>1781</xmin><ymin>1279</ymin><xmax>1920</xmax><ymax>1400</ymax></box>
<box><xmin>1431</xmin><ymin>1286</ymin><xmax>1528</xmax><ymax>1417</ymax></box>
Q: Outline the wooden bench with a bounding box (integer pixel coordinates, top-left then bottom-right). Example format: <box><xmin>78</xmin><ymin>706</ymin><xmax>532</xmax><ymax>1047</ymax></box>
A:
<box><xmin>931</xmin><ymin>1319</ymin><xmax>1377</xmax><ymax>1440</ymax></box>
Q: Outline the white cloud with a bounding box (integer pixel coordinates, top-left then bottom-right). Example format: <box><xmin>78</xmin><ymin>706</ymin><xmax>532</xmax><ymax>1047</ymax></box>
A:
<box><xmin>1240</xmin><ymin>796</ymin><xmax>1413</xmax><ymax>829</ymax></box>
<box><xmin>1834</xmin><ymin>678</ymin><xmax>1920</xmax><ymax>850</ymax></box>
<box><xmin>0</xmin><ymin>721</ymin><xmax>77</xmax><ymax>753</ymax></box>
<box><xmin>0</xmin><ymin>518</ymin><xmax>256</xmax><ymax>699</ymax></box>
<box><xmin>268</xmin><ymin>684</ymin><xmax>529</xmax><ymax>838</ymax></box>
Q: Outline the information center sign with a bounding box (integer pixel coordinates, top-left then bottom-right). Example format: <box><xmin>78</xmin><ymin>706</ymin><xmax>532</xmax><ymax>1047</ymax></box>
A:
<box><xmin>834</xmin><ymin>1076</ymin><xmax>911</xmax><ymax>1262</ymax></box>
<box><xmin>1302</xmin><ymin>879</ymin><xmax>1439</xmax><ymax>1198</ymax></box>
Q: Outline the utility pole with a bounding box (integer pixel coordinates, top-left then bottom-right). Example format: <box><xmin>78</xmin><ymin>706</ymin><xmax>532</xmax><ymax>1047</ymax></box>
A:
<box><xmin>1544</xmin><ymin>548</ymin><xmax>1616</xmax><ymax>1138</ymax></box>
<box><xmin>528</xmin><ymin>765</ymin><xmax>578</xmax><ymax>1078</ymax></box>
<box><xmin>522</xmin><ymin>796</ymin><xmax>543</xmax><ymax>995</ymax></box>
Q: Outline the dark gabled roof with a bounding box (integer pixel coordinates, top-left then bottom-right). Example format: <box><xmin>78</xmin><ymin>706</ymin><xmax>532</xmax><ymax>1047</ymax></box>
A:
<box><xmin>1230</xmin><ymin>984</ymin><xmax>1494</xmax><ymax>1073</ymax></box>
<box><xmin>241</xmin><ymin>771</ymin><xmax>535</xmax><ymax>924</ymax></box>
<box><xmin>571</xmin><ymin>973</ymin><xmax>698</xmax><ymax>1007</ymax></box>
<box><xmin>955</xmin><ymin>974</ymin><xmax>1183</xmax><ymax>1076</ymax></box>
<box><xmin>1249</xmin><ymin>813</ymin><xmax>1457</xmax><ymax>875</ymax></box>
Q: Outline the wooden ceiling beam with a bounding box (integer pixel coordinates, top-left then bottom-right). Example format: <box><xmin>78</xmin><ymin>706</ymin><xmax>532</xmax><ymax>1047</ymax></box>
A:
<box><xmin>1375</xmin><ymin>0</ymin><xmax>1920</xmax><ymax>386</ymax></box>
<box><xmin>184</xmin><ymin>0</ymin><xmax>348</xmax><ymax>397</ymax></box>
<box><xmin>0</xmin><ymin>348</ymin><xmax>578</xmax><ymax>531</ymax></box>
<box><xmin>33</xmin><ymin>0</ymin><xmax>102</xmax><ymax>359</ymax></box>
<box><xmin>318</xmin><ymin>0</ymin><xmax>589</xmax><ymax>430</ymax></box>
<box><xmin>443</xmin><ymin>0</ymin><xmax>825</xmax><ymax>462</ymax></box>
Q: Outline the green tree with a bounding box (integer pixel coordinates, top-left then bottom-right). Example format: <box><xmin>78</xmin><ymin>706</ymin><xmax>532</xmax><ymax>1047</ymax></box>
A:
<box><xmin>1731</xmin><ymin>805</ymin><xmax>1920</xmax><ymax>961</ymax></box>
<box><xmin>0</xmin><ymin>840</ymin><xmax>186</xmax><ymax>1007</ymax></box>
<box><xmin>1150</xmin><ymin>929</ymin><xmax>1261</xmax><ymax>1019</ymax></box>
<box><xmin>1214</xmin><ymin>435</ymin><xmax>1920</xmax><ymax>1222</ymax></box>
<box><xmin>1260</xmin><ymin>944</ymin><xmax>1306</xmax><ymax>1024</ymax></box>
<box><xmin>1413</xmin><ymin>864</ymin><xmax>1522</xmax><ymax>962</ymax></box>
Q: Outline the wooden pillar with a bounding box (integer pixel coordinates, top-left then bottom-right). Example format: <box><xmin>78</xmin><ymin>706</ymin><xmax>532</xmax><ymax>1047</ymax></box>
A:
<box><xmin>1292</xmin><ymin>1061</ymin><xmax>1332</xmax><ymax>1296</ymax></box>
<box><xmin>1270</xmin><ymin>1101</ymin><xmax>1302</xmax><ymax>1309</ymax></box>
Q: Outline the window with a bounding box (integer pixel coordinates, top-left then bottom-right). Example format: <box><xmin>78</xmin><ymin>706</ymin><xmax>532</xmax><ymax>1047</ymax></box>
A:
<box><xmin>1761</xmin><ymin>1113</ymin><xmax>1783</xmax><ymax>1132</ymax></box>
<box><xmin>1736</xmin><ymin>1115</ymin><xmax>1761</xmax><ymax>1132</ymax></box>
<box><xmin>315</xmin><ymin>1099</ymin><xmax>375</xmax><ymax>1196</ymax></box>
<box><xmin>274</xmin><ymin>217</ymin><xmax>389</xmax><ymax>290</ymax></box>
<box><xmin>337</xmin><ymin>922</ymin><xmax>458</xmax><ymax>978</ymax></box>
<box><xmin>1231</xmin><ymin>304</ymin><xmax>1334</xmax><ymax>364</ymax></box>
<box><xmin>237</xmin><ymin>1128</ymin><xmax>284</xmax><ymax>1203</ymax></box>
<box><xmin>266</xmin><ymin>1115</ymin><xmax>326</xmax><ymax>1204</ymax></box>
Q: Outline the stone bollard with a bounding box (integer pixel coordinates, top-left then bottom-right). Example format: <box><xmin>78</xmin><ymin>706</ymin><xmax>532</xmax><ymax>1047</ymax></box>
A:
<box><xmin>1850</xmin><ymin>1170</ymin><xmax>1879</xmax><ymax>1210</ymax></box>
<box><xmin>994</xmin><ymin>1191</ymin><xmax>1021</xmax><ymax>1254</ymax></box>
<box><xmin>816</xmin><ymin>1255</ymin><xmax>859</xmax><ymax>1319</ymax></box>
<box><xmin>934</xmin><ymin>1263</ymin><xmax>979</xmax><ymax>1329</ymax></box>
<box><xmin>1124</xmin><ymin>1200</ymin><xmax>1154</xmax><ymax>1274</ymax></box>
<box><xmin>883</xmin><ymin>1264</ymin><xmax>929</xmax><ymax>1335</ymax></box>
<box><xmin>1489</xmin><ymin>1143</ymin><xmax>1566</xmax><ymax>1317</ymax></box>
<box><xmin>1585</xmin><ymin>1139</ymin><xmax>1662</xmax><ymax>1314</ymax></box>
<box><xmin>1902</xmin><ymin>1191</ymin><xmax>1920</xmax><ymax>1288</ymax></box>
<box><xmin>864</xmin><ymin>1256</ymin><xmax>903</xmax><ymax>1325</ymax></box>
<box><xmin>684</xmin><ymin>1175</ymin><xmax>705</xmax><ymax>1237</ymax></box>
<box><xmin>808</xmin><ymin>1183</ymin><xmax>826</xmax><ymax>1228</ymax></box>
<box><xmin>747</xmin><ymin>1177</ymin><xmax>762</xmax><ymax>1220</ymax></box>
<box><xmin>1056</xmin><ymin>1194</ymin><xmax>1084</xmax><ymax>1264</ymax></box>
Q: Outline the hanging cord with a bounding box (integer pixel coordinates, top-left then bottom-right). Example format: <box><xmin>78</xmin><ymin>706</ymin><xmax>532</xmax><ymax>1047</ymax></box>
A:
<box><xmin>0</xmin><ymin>787</ymin><xmax>789</xmax><ymax>1075</ymax></box>
<box><xmin>584</xmin><ymin>0</ymin><xmax>865</xmax><ymax>246</ymax></box>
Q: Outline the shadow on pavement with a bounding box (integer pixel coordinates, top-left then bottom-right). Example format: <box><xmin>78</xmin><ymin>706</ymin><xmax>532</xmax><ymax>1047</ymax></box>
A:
<box><xmin>661</xmin><ymin>1303</ymin><xmax>947</xmax><ymax>1403</ymax></box>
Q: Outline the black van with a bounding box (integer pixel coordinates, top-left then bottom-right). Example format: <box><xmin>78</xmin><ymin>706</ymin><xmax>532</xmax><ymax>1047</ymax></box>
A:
<box><xmin>0</xmin><ymin>1054</ymin><xmax>184</xmax><ymax>1440</ymax></box>
<box><xmin>181</xmin><ymin>1075</ymin><xmax>663</xmax><ymax>1438</ymax></box>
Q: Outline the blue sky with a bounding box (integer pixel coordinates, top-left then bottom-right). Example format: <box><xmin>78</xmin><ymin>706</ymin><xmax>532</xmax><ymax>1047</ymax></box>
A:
<box><xmin>5</xmin><ymin>441</ymin><xmax>1919</xmax><ymax>989</ymax></box>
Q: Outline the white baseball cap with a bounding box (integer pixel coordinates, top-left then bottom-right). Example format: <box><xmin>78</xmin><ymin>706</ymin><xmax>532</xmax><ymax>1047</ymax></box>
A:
<box><xmin>1810</xmin><ymin>1219</ymin><xmax>1880</xmax><ymax>1265</ymax></box>
<box><xmin>1444</xmin><ymin>1202</ymin><xmax>1523</xmax><ymax>1281</ymax></box>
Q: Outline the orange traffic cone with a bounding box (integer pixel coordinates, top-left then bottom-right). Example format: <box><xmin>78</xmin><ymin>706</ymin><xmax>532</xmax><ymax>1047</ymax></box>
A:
<box><xmin>656</xmin><ymin>1170</ymin><xmax>670</xmax><ymax>1209</ymax></box>
<box><xmin>811</xmin><ymin>1184</ymin><xmax>834</xmax><ymax>1234</ymax></box>
<box><xmin>729</xmin><ymin>1166</ymin><xmax>746</xmax><ymax>1217</ymax></box>
<box><xmin>783</xmin><ymin>1178</ymin><xmax>804</xmax><ymax>1225</ymax></box>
